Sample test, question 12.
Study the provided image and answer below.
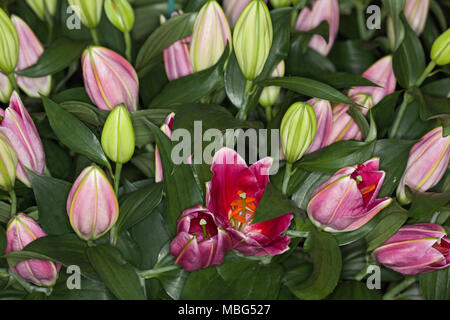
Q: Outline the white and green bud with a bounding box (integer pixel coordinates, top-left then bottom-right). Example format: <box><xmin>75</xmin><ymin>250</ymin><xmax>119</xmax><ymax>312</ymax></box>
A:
<box><xmin>0</xmin><ymin>131</ymin><xmax>18</xmax><ymax>192</ymax></box>
<box><xmin>431</xmin><ymin>29</ymin><xmax>450</xmax><ymax>66</ymax></box>
<box><xmin>0</xmin><ymin>8</ymin><xmax>19</xmax><ymax>75</ymax></box>
<box><xmin>104</xmin><ymin>0</ymin><xmax>135</xmax><ymax>32</ymax></box>
<box><xmin>281</xmin><ymin>102</ymin><xmax>317</xmax><ymax>164</ymax></box>
<box><xmin>25</xmin><ymin>0</ymin><xmax>58</xmax><ymax>21</ymax></box>
<box><xmin>259</xmin><ymin>60</ymin><xmax>285</xmax><ymax>108</ymax></box>
<box><xmin>233</xmin><ymin>0</ymin><xmax>273</xmax><ymax>80</ymax></box>
<box><xmin>68</xmin><ymin>0</ymin><xmax>104</xmax><ymax>29</ymax></box>
<box><xmin>101</xmin><ymin>104</ymin><xmax>135</xmax><ymax>164</ymax></box>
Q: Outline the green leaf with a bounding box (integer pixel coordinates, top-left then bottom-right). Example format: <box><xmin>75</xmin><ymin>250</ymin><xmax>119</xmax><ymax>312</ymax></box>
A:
<box><xmin>328</xmin><ymin>40</ymin><xmax>374</xmax><ymax>75</ymax></box>
<box><xmin>408</xmin><ymin>190</ymin><xmax>450</xmax><ymax>222</ymax></box>
<box><xmin>113</xmin><ymin>183</ymin><xmax>164</xmax><ymax>241</ymax></box>
<box><xmin>131</xmin><ymin>109</ymin><xmax>173</xmax><ymax>147</ymax></box>
<box><xmin>135</xmin><ymin>12</ymin><xmax>197</xmax><ymax>76</ymax></box>
<box><xmin>420</xmin><ymin>268</ymin><xmax>450</xmax><ymax>300</ymax></box>
<box><xmin>315</xmin><ymin>72</ymin><xmax>380</xmax><ymax>89</ymax></box>
<box><xmin>4</xmin><ymin>234</ymin><xmax>96</xmax><ymax>277</ymax></box>
<box><xmin>182</xmin><ymin>254</ymin><xmax>284</xmax><ymax>300</ymax></box>
<box><xmin>258</xmin><ymin>77</ymin><xmax>360</xmax><ymax>107</ymax></box>
<box><xmin>291</xmin><ymin>171</ymin><xmax>332</xmax><ymax>207</ymax></box>
<box><xmin>41</xmin><ymin>95</ymin><xmax>110</xmax><ymax>169</ymax></box>
<box><xmin>288</xmin><ymin>229</ymin><xmax>342</xmax><ymax>300</ymax></box>
<box><xmin>347</xmin><ymin>107</ymin><xmax>370</xmax><ymax>140</ymax></box>
<box><xmin>15</xmin><ymin>38</ymin><xmax>88</xmax><ymax>77</ymax></box>
<box><xmin>365</xmin><ymin>201</ymin><xmax>408</xmax><ymax>252</ymax></box>
<box><xmin>27</xmin><ymin>170</ymin><xmax>72</xmax><ymax>235</ymax></box>
<box><xmin>372</xmin><ymin>91</ymin><xmax>402</xmax><ymax>137</ymax></box>
<box><xmin>0</xmin><ymin>201</ymin><xmax>11</xmax><ymax>224</ymax></box>
<box><xmin>145</xmin><ymin>120</ymin><xmax>203</xmax><ymax>235</ymax></box>
<box><xmin>253</xmin><ymin>183</ymin><xmax>301</xmax><ymax>223</ymax></box>
<box><xmin>0</xmin><ymin>225</ymin><xmax>6</xmax><ymax>255</ymax></box>
<box><xmin>373</xmin><ymin>139</ymin><xmax>415</xmax><ymax>197</ymax></box>
<box><xmin>383</xmin><ymin>0</ymin><xmax>406</xmax><ymax>51</ymax></box>
<box><xmin>328</xmin><ymin>281</ymin><xmax>382</xmax><ymax>300</ymax></box>
<box><xmin>392</xmin><ymin>15</ymin><xmax>426</xmax><ymax>89</ymax></box>
<box><xmin>295</xmin><ymin>140</ymin><xmax>376</xmax><ymax>173</ymax></box>
<box><xmin>149</xmin><ymin>46</ymin><xmax>228</xmax><ymax>108</ymax></box>
<box><xmin>86</xmin><ymin>245</ymin><xmax>146</xmax><ymax>300</ymax></box>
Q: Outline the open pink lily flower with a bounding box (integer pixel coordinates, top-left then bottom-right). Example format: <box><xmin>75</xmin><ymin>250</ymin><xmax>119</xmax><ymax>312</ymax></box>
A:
<box><xmin>170</xmin><ymin>205</ymin><xmax>232</xmax><ymax>272</ymax></box>
<box><xmin>397</xmin><ymin>126</ymin><xmax>450</xmax><ymax>205</ymax></box>
<box><xmin>0</xmin><ymin>91</ymin><xmax>45</xmax><ymax>187</ymax></box>
<box><xmin>11</xmin><ymin>15</ymin><xmax>51</xmax><ymax>98</ymax></box>
<box><xmin>161</xmin><ymin>12</ymin><xmax>193</xmax><ymax>81</ymax></box>
<box><xmin>295</xmin><ymin>0</ymin><xmax>339</xmax><ymax>56</ymax></box>
<box><xmin>327</xmin><ymin>56</ymin><xmax>396</xmax><ymax>144</ymax></box>
<box><xmin>306</xmin><ymin>98</ymin><xmax>332</xmax><ymax>154</ymax></box>
<box><xmin>374</xmin><ymin>224</ymin><xmax>450</xmax><ymax>275</ymax></box>
<box><xmin>82</xmin><ymin>46</ymin><xmax>139</xmax><ymax>112</ymax></box>
<box><xmin>6</xmin><ymin>213</ymin><xmax>61</xmax><ymax>286</ymax></box>
<box><xmin>307</xmin><ymin>158</ymin><xmax>392</xmax><ymax>233</ymax></box>
<box><xmin>206</xmin><ymin>147</ymin><xmax>293</xmax><ymax>257</ymax></box>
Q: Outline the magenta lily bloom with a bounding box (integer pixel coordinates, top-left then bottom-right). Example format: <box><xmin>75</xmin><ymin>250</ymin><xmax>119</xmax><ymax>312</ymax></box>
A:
<box><xmin>306</xmin><ymin>98</ymin><xmax>332</xmax><ymax>154</ymax></box>
<box><xmin>67</xmin><ymin>165</ymin><xmax>119</xmax><ymax>241</ymax></box>
<box><xmin>374</xmin><ymin>224</ymin><xmax>450</xmax><ymax>275</ymax></box>
<box><xmin>397</xmin><ymin>127</ymin><xmax>450</xmax><ymax>205</ymax></box>
<box><xmin>206</xmin><ymin>147</ymin><xmax>293</xmax><ymax>257</ymax></box>
<box><xmin>307</xmin><ymin>158</ymin><xmax>392</xmax><ymax>233</ymax></box>
<box><xmin>82</xmin><ymin>46</ymin><xmax>139</xmax><ymax>112</ymax></box>
<box><xmin>295</xmin><ymin>0</ymin><xmax>339</xmax><ymax>56</ymax></box>
<box><xmin>6</xmin><ymin>213</ymin><xmax>61</xmax><ymax>286</ymax></box>
<box><xmin>0</xmin><ymin>91</ymin><xmax>45</xmax><ymax>187</ymax></box>
<box><xmin>155</xmin><ymin>112</ymin><xmax>175</xmax><ymax>183</ymax></box>
<box><xmin>11</xmin><ymin>15</ymin><xmax>51</xmax><ymax>98</ymax></box>
<box><xmin>161</xmin><ymin>13</ymin><xmax>193</xmax><ymax>81</ymax></box>
<box><xmin>170</xmin><ymin>205</ymin><xmax>232</xmax><ymax>272</ymax></box>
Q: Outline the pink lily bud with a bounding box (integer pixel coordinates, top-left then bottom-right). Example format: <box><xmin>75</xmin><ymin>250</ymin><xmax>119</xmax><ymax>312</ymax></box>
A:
<box><xmin>0</xmin><ymin>91</ymin><xmax>45</xmax><ymax>187</ymax></box>
<box><xmin>190</xmin><ymin>0</ymin><xmax>231</xmax><ymax>72</ymax></box>
<box><xmin>374</xmin><ymin>224</ymin><xmax>450</xmax><ymax>275</ymax></box>
<box><xmin>295</xmin><ymin>0</ymin><xmax>339</xmax><ymax>56</ymax></box>
<box><xmin>155</xmin><ymin>112</ymin><xmax>175</xmax><ymax>183</ymax></box>
<box><xmin>397</xmin><ymin>127</ymin><xmax>450</xmax><ymax>205</ymax></box>
<box><xmin>161</xmin><ymin>13</ymin><xmax>193</xmax><ymax>81</ymax></box>
<box><xmin>170</xmin><ymin>205</ymin><xmax>232</xmax><ymax>272</ymax></box>
<box><xmin>82</xmin><ymin>46</ymin><xmax>139</xmax><ymax>112</ymax></box>
<box><xmin>206</xmin><ymin>148</ymin><xmax>293</xmax><ymax>257</ymax></box>
<box><xmin>307</xmin><ymin>158</ymin><xmax>392</xmax><ymax>232</ymax></box>
<box><xmin>405</xmin><ymin>0</ymin><xmax>430</xmax><ymax>35</ymax></box>
<box><xmin>0</xmin><ymin>72</ymin><xmax>12</xmax><ymax>103</ymax></box>
<box><xmin>223</xmin><ymin>0</ymin><xmax>267</xmax><ymax>27</ymax></box>
<box><xmin>6</xmin><ymin>213</ymin><xmax>61</xmax><ymax>286</ymax></box>
<box><xmin>11</xmin><ymin>15</ymin><xmax>51</xmax><ymax>98</ymax></box>
<box><xmin>67</xmin><ymin>165</ymin><xmax>119</xmax><ymax>241</ymax></box>
<box><xmin>348</xmin><ymin>55</ymin><xmax>396</xmax><ymax>106</ymax></box>
<box><xmin>327</xmin><ymin>93</ymin><xmax>373</xmax><ymax>144</ymax></box>
<box><xmin>305</xmin><ymin>98</ymin><xmax>332</xmax><ymax>154</ymax></box>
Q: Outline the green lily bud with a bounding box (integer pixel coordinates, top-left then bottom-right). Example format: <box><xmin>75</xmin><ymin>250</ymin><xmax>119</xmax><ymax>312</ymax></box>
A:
<box><xmin>25</xmin><ymin>0</ymin><xmax>58</xmax><ymax>21</ymax></box>
<box><xmin>281</xmin><ymin>102</ymin><xmax>317</xmax><ymax>164</ymax></box>
<box><xmin>101</xmin><ymin>104</ymin><xmax>135</xmax><ymax>164</ymax></box>
<box><xmin>68</xmin><ymin>0</ymin><xmax>104</xmax><ymax>29</ymax></box>
<box><xmin>104</xmin><ymin>0</ymin><xmax>135</xmax><ymax>32</ymax></box>
<box><xmin>0</xmin><ymin>8</ymin><xmax>19</xmax><ymax>75</ymax></box>
<box><xmin>0</xmin><ymin>131</ymin><xmax>18</xmax><ymax>192</ymax></box>
<box><xmin>233</xmin><ymin>0</ymin><xmax>273</xmax><ymax>80</ymax></box>
<box><xmin>269</xmin><ymin>0</ymin><xmax>291</xmax><ymax>8</ymax></box>
<box><xmin>431</xmin><ymin>29</ymin><xmax>450</xmax><ymax>66</ymax></box>
<box><xmin>259</xmin><ymin>60</ymin><xmax>285</xmax><ymax>108</ymax></box>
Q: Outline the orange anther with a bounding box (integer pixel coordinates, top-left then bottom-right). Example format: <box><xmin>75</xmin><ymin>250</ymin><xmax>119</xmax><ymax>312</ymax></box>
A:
<box><xmin>360</xmin><ymin>184</ymin><xmax>376</xmax><ymax>195</ymax></box>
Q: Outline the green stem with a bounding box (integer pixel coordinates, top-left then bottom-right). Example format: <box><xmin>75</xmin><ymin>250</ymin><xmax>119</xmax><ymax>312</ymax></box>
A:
<box><xmin>281</xmin><ymin>162</ymin><xmax>293</xmax><ymax>196</ymax></box>
<box><xmin>416</xmin><ymin>61</ymin><xmax>436</xmax><ymax>87</ymax></box>
<box><xmin>383</xmin><ymin>276</ymin><xmax>417</xmax><ymax>300</ymax></box>
<box><xmin>265</xmin><ymin>106</ymin><xmax>272</xmax><ymax>122</ymax></box>
<box><xmin>114</xmin><ymin>163</ymin><xmax>123</xmax><ymax>196</ymax></box>
<box><xmin>138</xmin><ymin>265</ymin><xmax>180</xmax><ymax>279</ymax></box>
<box><xmin>389</xmin><ymin>92</ymin><xmax>410</xmax><ymax>139</ymax></box>
<box><xmin>7</xmin><ymin>73</ymin><xmax>18</xmax><ymax>92</ymax></box>
<box><xmin>354</xmin><ymin>265</ymin><xmax>369</xmax><ymax>281</ymax></box>
<box><xmin>356</xmin><ymin>2</ymin><xmax>367</xmax><ymax>40</ymax></box>
<box><xmin>124</xmin><ymin>31</ymin><xmax>132</xmax><ymax>62</ymax></box>
<box><xmin>90</xmin><ymin>28</ymin><xmax>100</xmax><ymax>45</ymax></box>
<box><xmin>236</xmin><ymin>80</ymin><xmax>254</xmax><ymax>120</ymax></box>
<box><xmin>44</xmin><ymin>4</ymin><xmax>54</xmax><ymax>45</ymax></box>
<box><xmin>286</xmin><ymin>230</ymin><xmax>310</xmax><ymax>238</ymax></box>
<box><xmin>9</xmin><ymin>189</ymin><xmax>16</xmax><ymax>217</ymax></box>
